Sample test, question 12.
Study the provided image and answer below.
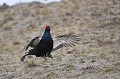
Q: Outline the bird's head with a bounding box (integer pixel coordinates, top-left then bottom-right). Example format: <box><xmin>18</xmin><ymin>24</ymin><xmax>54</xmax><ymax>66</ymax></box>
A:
<box><xmin>45</xmin><ymin>26</ymin><xmax>50</xmax><ymax>31</ymax></box>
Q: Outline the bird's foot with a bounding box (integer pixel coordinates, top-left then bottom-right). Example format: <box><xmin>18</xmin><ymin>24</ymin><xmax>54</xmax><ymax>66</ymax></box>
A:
<box><xmin>42</xmin><ymin>56</ymin><xmax>47</xmax><ymax>61</ymax></box>
<box><xmin>47</xmin><ymin>54</ymin><xmax>53</xmax><ymax>58</ymax></box>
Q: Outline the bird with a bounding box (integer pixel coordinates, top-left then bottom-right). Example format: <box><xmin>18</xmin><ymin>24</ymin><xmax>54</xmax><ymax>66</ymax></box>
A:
<box><xmin>21</xmin><ymin>26</ymin><xmax>80</xmax><ymax>61</ymax></box>
<box><xmin>21</xmin><ymin>26</ymin><xmax>53</xmax><ymax>61</ymax></box>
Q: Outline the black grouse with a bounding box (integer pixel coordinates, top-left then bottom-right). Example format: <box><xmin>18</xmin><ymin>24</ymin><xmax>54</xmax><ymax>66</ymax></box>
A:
<box><xmin>21</xmin><ymin>26</ymin><xmax>80</xmax><ymax>61</ymax></box>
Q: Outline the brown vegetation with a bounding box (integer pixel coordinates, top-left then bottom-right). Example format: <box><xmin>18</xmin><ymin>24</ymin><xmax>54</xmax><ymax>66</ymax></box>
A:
<box><xmin>0</xmin><ymin>0</ymin><xmax>120</xmax><ymax>79</ymax></box>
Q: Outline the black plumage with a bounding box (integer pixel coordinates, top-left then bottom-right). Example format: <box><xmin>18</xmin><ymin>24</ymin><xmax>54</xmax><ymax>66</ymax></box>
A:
<box><xmin>21</xmin><ymin>26</ymin><xmax>80</xmax><ymax>61</ymax></box>
<box><xmin>21</xmin><ymin>26</ymin><xmax>53</xmax><ymax>61</ymax></box>
<box><xmin>35</xmin><ymin>26</ymin><xmax>53</xmax><ymax>57</ymax></box>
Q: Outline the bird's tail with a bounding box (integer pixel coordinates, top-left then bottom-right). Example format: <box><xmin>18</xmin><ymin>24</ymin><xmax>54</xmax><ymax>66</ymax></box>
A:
<box><xmin>21</xmin><ymin>49</ymin><xmax>36</xmax><ymax>61</ymax></box>
<box><xmin>20</xmin><ymin>54</ymin><xmax>28</xmax><ymax>62</ymax></box>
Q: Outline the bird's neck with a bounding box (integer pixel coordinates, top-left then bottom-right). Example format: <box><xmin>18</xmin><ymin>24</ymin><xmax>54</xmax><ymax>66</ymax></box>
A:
<box><xmin>41</xmin><ymin>31</ymin><xmax>52</xmax><ymax>40</ymax></box>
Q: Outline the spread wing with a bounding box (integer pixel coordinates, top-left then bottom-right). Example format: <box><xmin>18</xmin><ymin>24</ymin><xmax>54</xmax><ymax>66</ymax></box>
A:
<box><xmin>24</xmin><ymin>36</ymin><xmax>41</xmax><ymax>51</ymax></box>
<box><xmin>52</xmin><ymin>34</ymin><xmax>80</xmax><ymax>52</ymax></box>
<box><xmin>24</xmin><ymin>34</ymin><xmax>80</xmax><ymax>51</ymax></box>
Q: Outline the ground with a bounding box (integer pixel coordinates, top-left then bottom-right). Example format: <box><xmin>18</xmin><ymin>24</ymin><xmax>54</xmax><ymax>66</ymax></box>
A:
<box><xmin>0</xmin><ymin>0</ymin><xmax>120</xmax><ymax>79</ymax></box>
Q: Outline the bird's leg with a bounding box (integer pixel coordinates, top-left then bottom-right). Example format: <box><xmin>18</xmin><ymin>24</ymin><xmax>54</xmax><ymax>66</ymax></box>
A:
<box><xmin>46</xmin><ymin>53</ymin><xmax>53</xmax><ymax>58</ymax></box>
<box><xmin>43</xmin><ymin>56</ymin><xmax>47</xmax><ymax>60</ymax></box>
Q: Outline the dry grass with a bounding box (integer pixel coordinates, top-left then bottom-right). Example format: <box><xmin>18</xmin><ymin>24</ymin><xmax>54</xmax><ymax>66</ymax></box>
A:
<box><xmin>0</xmin><ymin>0</ymin><xmax>120</xmax><ymax>79</ymax></box>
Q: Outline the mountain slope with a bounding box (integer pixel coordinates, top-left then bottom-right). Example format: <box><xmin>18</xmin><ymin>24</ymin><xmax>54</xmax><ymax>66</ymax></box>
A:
<box><xmin>0</xmin><ymin>0</ymin><xmax>120</xmax><ymax>79</ymax></box>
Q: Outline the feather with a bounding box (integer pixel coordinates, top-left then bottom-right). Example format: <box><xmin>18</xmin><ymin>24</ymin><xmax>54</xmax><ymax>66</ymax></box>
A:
<box><xmin>52</xmin><ymin>34</ymin><xmax>80</xmax><ymax>52</ymax></box>
<box><xmin>24</xmin><ymin>36</ymin><xmax>40</xmax><ymax>51</ymax></box>
<box><xmin>24</xmin><ymin>34</ymin><xmax>80</xmax><ymax>52</ymax></box>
